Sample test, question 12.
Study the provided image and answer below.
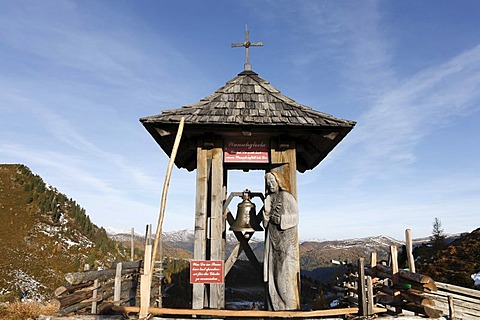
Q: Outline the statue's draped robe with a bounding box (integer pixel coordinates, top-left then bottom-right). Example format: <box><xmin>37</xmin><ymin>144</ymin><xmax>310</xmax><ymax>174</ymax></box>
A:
<box><xmin>263</xmin><ymin>190</ymin><xmax>300</xmax><ymax>310</ymax></box>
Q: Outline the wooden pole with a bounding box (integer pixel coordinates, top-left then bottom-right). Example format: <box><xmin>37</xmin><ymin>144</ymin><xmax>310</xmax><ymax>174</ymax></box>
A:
<box><xmin>149</xmin><ymin>117</ymin><xmax>185</xmax><ymax>296</ymax></box>
<box><xmin>192</xmin><ymin>147</ymin><xmax>209</xmax><ymax>309</ymax></box>
<box><xmin>209</xmin><ymin>146</ymin><xmax>226</xmax><ymax>309</ymax></box>
<box><xmin>448</xmin><ymin>295</ymin><xmax>456</xmax><ymax>319</ymax></box>
<box><xmin>357</xmin><ymin>258</ymin><xmax>367</xmax><ymax>316</ymax></box>
<box><xmin>140</xmin><ymin>243</ymin><xmax>152</xmax><ymax>318</ymax></box>
<box><xmin>390</xmin><ymin>245</ymin><xmax>402</xmax><ymax>314</ymax></box>
<box><xmin>113</xmin><ymin>263</ymin><xmax>122</xmax><ymax>306</ymax></box>
<box><xmin>91</xmin><ymin>279</ymin><xmax>98</xmax><ymax>314</ymax></box>
<box><xmin>405</xmin><ymin>228</ymin><xmax>416</xmax><ymax>273</ymax></box>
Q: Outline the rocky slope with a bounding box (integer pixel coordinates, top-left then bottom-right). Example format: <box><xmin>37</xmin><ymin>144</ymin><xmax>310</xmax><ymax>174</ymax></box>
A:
<box><xmin>0</xmin><ymin>164</ymin><xmax>127</xmax><ymax>302</ymax></box>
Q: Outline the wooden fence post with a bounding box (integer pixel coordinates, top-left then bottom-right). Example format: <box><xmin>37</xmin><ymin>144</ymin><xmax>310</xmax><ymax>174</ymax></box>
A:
<box><xmin>405</xmin><ymin>228</ymin><xmax>416</xmax><ymax>273</ymax></box>
<box><xmin>140</xmin><ymin>243</ymin><xmax>152</xmax><ymax>318</ymax></box>
<box><xmin>357</xmin><ymin>258</ymin><xmax>367</xmax><ymax>316</ymax></box>
<box><xmin>448</xmin><ymin>295</ymin><xmax>455</xmax><ymax>319</ymax></box>
<box><xmin>114</xmin><ymin>262</ymin><xmax>122</xmax><ymax>306</ymax></box>
<box><xmin>91</xmin><ymin>279</ymin><xmax>98</xmax><ymax>314</ymax></box>
<box><xmin>390</xmin><ymin>245</ymin><xmax>402</xmax><ymax>314</ymax></box>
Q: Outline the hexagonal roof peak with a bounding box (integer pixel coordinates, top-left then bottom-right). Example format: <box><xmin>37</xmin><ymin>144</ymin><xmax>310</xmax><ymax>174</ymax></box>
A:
<box><xmin>140</xmin><ymin>70</ymin><xmax>356</xmax><ymax>172</ymax></box>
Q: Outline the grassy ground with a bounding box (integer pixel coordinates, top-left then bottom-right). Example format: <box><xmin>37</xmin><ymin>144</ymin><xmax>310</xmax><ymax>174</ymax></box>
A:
<box><xmin>0</xmin><ymin>301</ymin><xmax>57</xmax><ymax>320</ymax></box>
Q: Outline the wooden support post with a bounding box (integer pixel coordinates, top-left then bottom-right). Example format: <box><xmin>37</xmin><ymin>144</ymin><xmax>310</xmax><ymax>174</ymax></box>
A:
<box><xmin>114</xmin><ymin>262</ymin><xmax>122</xmax><ymax>306</ymax></box>
<box><xmin>209</xmin><ymin>146</ymin><xmax>225</xmax><ymax>309</ymax></box>
<box><xmin>192</xmin><ymin>147</ymin><xmax>208</xmax><ymax>309</ymax></box>
<box><xmin>140</xmin><ymin>244</ymin><xmax>152</xmax><ymax>318</ymax></box>
<box><xmin>405</xmin><ymin>228</ymin><xmax>416</xmax><ymax>273</ymax></box>
<box><xmin>91</xmin><ymin>279</ymin><xmax>98</xmax><ymax>314</ymax></box>
<box><xmin>357</xmin><ymin>258</ymin><xmax>367</xmax><ymax>316</ymax></box>
<box><xmin>390</xmin><ymin>245</ymin><xmax>402</xmax><ymax>314</ymax></box>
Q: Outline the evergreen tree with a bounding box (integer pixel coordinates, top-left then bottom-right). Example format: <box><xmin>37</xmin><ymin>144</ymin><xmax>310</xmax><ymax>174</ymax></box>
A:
<box><xmin>430</xmin><ymin>217</ymin><xmax>446</xmax><ymax>251</ymax></box>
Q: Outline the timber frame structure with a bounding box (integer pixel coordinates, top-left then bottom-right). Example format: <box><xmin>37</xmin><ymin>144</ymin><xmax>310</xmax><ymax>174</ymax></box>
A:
<box><xmin>140</xmin><ymin>69</ymin><xmax>356</xmax><ymax>309</ymax></box>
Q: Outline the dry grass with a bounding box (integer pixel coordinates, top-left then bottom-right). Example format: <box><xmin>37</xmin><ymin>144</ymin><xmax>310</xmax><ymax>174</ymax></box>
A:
<box><xmin>0</xmin><ymin>301</ymin><xmax>57</xmax><ymax>320</ymax></box>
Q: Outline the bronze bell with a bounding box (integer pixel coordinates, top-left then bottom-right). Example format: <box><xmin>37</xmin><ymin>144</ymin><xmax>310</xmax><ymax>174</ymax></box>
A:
<box><xmin>230</xmin><ymin>189</ymin><xmax>263</xmax><ymax>232</ymax></box>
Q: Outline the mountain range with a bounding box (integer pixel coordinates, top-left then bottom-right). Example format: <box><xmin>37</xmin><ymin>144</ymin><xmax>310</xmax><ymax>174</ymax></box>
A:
<box><xmin>1</xmin><ymin>163</ymin><xmax>478</xmax><ymax>304</ymax></box>
<box><xmin>112</xmin><ymin>229</ymin><xmax>404</xmax><ymax>270</ymax></box>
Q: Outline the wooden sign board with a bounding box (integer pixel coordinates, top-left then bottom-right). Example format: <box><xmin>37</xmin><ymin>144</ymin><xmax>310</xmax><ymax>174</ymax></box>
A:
<box><xmin>190</xmin><ymin>260</ymin><xmax>224</xmax><ymax>284</ymax></box>
<box><xmin>224</xmin><ymin>138</ymin><xmax>269</xmax><ymax>163</ymax></box>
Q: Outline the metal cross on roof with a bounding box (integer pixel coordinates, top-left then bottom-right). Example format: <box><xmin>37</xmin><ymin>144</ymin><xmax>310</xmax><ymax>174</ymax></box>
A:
<box><xmin>231</xmin><ymin>25</ymin><xmax>263</xmax><ymax>71</ymax></box>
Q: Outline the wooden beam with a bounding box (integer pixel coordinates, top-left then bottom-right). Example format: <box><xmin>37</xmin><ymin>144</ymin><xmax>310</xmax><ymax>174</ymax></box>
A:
<box><xmin>224</xmin><ymin>230</ymin><xmax>255</xmax><ymax>275</ymax></box>
<box><xmin>390</xmin><ymin>245</ymin><xmax>402</xmax><ymax>314</ymax></box>
<box><xmin>357</xmin><ymin>258</ymin><xmax>367</xmax><ymax>316</ymax></box>
<box><xmin>227</xmin><ymin>211</ymin><xmax>262</xmax><ymax>275</ymax></box>
<box><xmin>139</xmin><ymin>244</ymin><xmax>152</xmax><ymax>318</ymax></box>
<box><xmin>192</xmin><ymin>147</ymin><xmax>209</xmax><ymax>309</ymax></box>
<box><xmin>436</xmin><ymin>282</ymin><xmax>480</xmax><ymax>299</ymax></box>
<box><xmin>113</xmin><ymin>263</ymin><xmax>122</xmax><ymax>306</ymax></box>
<box><xmin>112</xmin><ymin>305</ymin><xmax>387</xmax><ymax>318</ymax></box>
<box><xmin>209</xmin><ymin>146</ymin><xmax>225</xmax><ymax>309</ymax></box>
<box><xmin>270</xmin><ymin>138</ymin><xmax>297</xmax><ymax>198</ymax></box>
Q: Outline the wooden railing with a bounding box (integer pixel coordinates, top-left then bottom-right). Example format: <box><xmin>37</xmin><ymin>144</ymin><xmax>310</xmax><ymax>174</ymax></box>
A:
<box><xmin>426</xmin><ymin>282</ymin><xmax>480</xmax><ymax>319</ymax></box>
<box><xmin>52</xmin><ymin>261</ymin><xmax>150</xmax><ymax>315</ymax></box>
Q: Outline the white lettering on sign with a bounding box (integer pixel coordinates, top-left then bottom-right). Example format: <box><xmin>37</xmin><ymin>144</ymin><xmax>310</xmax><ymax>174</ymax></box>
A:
<box><xmin>190</xmin><ymin>260</ymin><xmax>224</xmax><ymax>284</ymax></box>
<box><xmin>224</xmin><ymin>139</ymin><xmax>269</xmax><ymax>163</ymax></box>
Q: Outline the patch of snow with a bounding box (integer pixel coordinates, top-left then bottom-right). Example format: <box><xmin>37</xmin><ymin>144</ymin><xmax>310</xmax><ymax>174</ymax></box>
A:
<box><xmin>9</xmin><ymin>270</ymin><xmax>47</xmax><ymax>302</ymax></box>
<box><xmin>471</xmin><ymin>272</ymin><xmax>480</xmax><ymax>286</ymax></box>
<box><xmin>163</xmin><ymin>229</ymin><xmax>194</xmax><ymax>242</ymax></box>
<box><xmin>63</xmin><ymin>238</ymin><xmax>80</xmax><ymax>248</ymax></box>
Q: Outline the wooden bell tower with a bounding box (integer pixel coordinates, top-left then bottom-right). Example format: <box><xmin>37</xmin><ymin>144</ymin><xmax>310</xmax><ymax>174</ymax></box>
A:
<box><xmin>140</xmin><ymin>29</ymin><xmax>355</xmax><ymax>309</ymax></box>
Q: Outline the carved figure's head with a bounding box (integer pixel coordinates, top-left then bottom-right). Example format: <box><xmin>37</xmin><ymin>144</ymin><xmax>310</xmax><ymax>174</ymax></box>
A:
<box><xmin>265</xmin><ymin>171</ymin><xmax>290</xmax><ymax>193</ymax></box>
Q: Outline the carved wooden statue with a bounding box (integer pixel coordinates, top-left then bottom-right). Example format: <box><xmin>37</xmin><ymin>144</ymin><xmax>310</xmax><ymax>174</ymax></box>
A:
<box><xmin>263</xmin><ymin>171</ymin><xmax>301</xmax><ymax>310</ymax></box>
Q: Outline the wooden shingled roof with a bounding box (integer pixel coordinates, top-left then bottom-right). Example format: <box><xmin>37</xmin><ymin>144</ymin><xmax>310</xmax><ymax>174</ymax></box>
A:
<box><xmin>140</xmin><ymin>70</ymin><xmax>356</xmax><ymax>172</ymax></box>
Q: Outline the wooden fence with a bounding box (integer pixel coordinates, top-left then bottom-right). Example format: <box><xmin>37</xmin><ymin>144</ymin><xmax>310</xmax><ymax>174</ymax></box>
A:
<box><xmin>336</xmin><ymin>229</ymin><xmax>480</xmax><ymax>319</ymax></box>
<box><xmin>52</xmin><ymin>227</ymin><xmax>480</xmax><ymax>319</ymax></box>
<box><xmin>426</xmin><ymin>282</ymin><xmax>480</xmax><ymax>319</ymax></box>
<box><xmin>52</xmin><ymin>260</ymin><xmax>158</xmax><ymax>316</ymax></box>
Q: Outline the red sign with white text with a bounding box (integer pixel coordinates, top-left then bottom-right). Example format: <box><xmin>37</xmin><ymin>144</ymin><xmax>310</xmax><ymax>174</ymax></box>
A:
<box><xmin>224</xmin><ymin>139</ymin><xmax>269</xmax><ymax>163</ymax></box>
<box><xmin>190</xmin><ymin>260</ymin><xmax>224</xmax><ymax>284</ymax></box>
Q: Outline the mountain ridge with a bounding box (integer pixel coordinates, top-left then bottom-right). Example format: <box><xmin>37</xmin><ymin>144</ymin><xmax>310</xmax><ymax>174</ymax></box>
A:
<box><xmin>2</xmin><ymin>163</ymin><xmax>478</xmax><ymax>305</ymax></box>
<box><xmin>0</xmin><ymin>164</ymin><xmax>127</xmax><ymax>302</ymax></box>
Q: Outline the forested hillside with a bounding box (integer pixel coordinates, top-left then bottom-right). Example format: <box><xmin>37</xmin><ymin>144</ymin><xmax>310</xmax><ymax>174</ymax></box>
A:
<box><xmin>416</xmin><ymin>227</ymin><xmax>480</xmax><ymax>288</ymax></box>
<box><xmin>0</xmin><ymin>164</ymin><xmax>128</xmax><ymax>302</ymax></box>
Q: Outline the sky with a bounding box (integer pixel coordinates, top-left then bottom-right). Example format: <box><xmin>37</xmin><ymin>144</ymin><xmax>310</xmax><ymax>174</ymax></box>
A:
<box><xmin>1</xmin><ymin>0</ymin><xmax>480</xmax><ymax>241</ymax></box>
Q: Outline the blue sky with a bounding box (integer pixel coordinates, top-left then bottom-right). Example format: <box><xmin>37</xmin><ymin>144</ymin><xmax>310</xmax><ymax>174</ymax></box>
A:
<box><xmin>1</xmin><ymin>1</ymin><xmax>479</xmax><ymax>241</ymax></box>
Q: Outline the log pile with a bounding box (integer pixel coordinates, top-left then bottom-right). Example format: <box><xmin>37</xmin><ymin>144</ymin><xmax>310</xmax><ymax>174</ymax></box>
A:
<box><xmin>52</xmin><ymin>261</ymin><xmax>145</xmax><ymax>316</ymax></box>
<box><xmin>336</xmin><ymin>258</ymin><xmax>443</xmax><ymax>318</ymax></box>
<box><xmin>370</xmin><ymin>263</ymin><xmax>443</xmax><ymax>318</ymax></box>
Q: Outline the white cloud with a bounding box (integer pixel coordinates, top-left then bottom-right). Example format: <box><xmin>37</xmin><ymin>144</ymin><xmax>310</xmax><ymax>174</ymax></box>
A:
<box><xmin>349</xmin><ymin>44</ymin><xmax>480</xmax><ymax>183</ymax></box>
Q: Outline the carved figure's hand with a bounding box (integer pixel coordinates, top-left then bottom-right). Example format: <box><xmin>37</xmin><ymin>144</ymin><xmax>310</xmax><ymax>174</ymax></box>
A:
<box><xmin>271</xmin><ymin>212</ymin><xmax>281</xmax><ymax>225</ymax></box>
<box><xmin>274</xmin><ymin>202</ymin><xmax>282</xmax><ymax>212</ymax></box>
